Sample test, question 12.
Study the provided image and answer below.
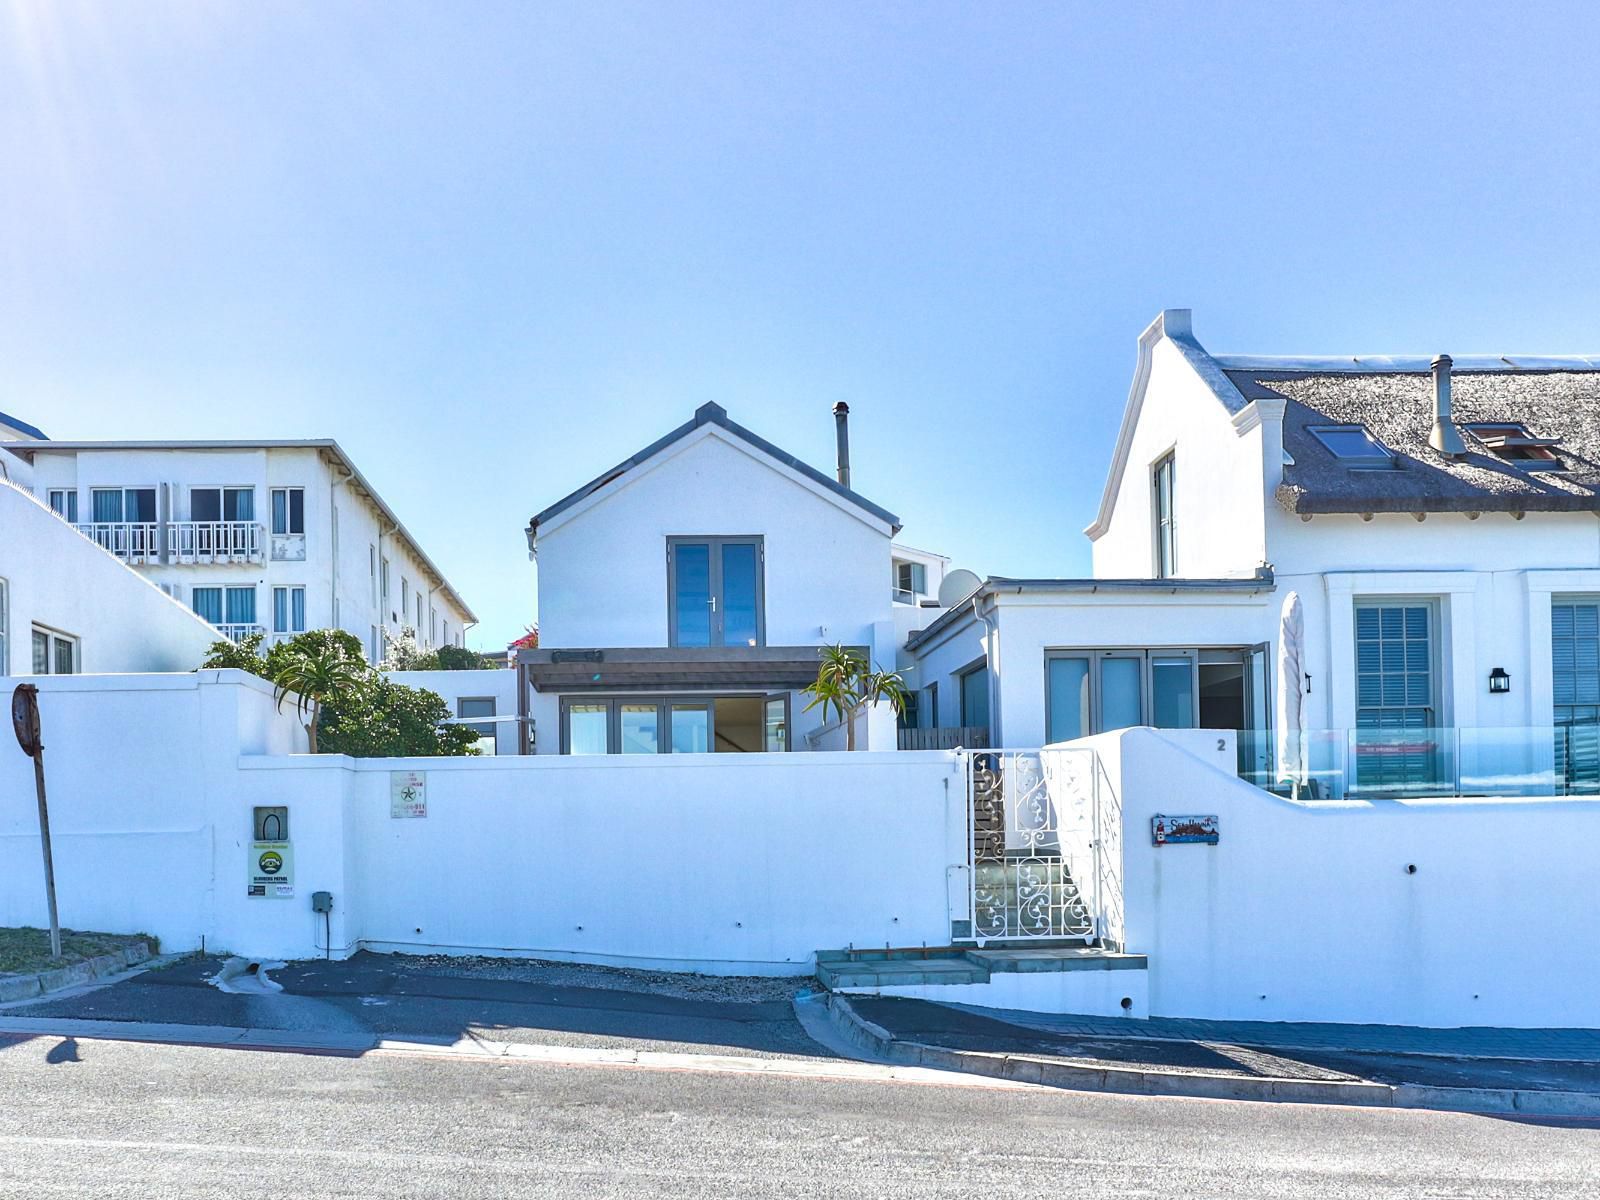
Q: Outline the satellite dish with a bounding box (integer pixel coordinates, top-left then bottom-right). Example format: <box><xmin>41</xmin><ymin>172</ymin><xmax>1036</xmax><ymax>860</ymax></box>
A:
<box><xmin>937</xmin><ymin>568</ymin><xmax>983</xmax><ymax>609</ymax></box>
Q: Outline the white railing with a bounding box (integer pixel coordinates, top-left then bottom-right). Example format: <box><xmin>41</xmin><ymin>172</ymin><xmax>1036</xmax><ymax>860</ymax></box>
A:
<box><xmin>74</xmin><ymin>522</ymin><xmax>162</xmax><ymax>564</ymax></box>
<box><xmin>215</xmin><ymin>623</ymin><xmax>264</xmax><ymax>643</ymax></box>
<box><xmin>170</xmin><ymin>521</ymin><xmax>264</xmax><ymax>564</ymax></box>
<box><xmin>962</xmin><ymin>747</ymin><xmax>1124</xmax><ymax>949</ymax></box>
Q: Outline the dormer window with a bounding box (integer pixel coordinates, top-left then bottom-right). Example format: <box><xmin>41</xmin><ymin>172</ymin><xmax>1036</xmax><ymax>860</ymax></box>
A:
<box><xmin>893</xmin><ymin>559</ymin><xmax>927</xmax><ymax>603</ymax></box>
<box><xmin>1309</xmin><ymin>425</ymin><xmax>1396</xmax><ymax>469</ymax></box>
<box><xmin>1465</xmin><ymin>423</ymin><xmax>1564</xmax><ymax>469</ymax></box>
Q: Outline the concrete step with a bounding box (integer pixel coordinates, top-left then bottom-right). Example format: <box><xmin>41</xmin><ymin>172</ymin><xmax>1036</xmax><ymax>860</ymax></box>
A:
<box><xmin>816</xmin><ymin>958</ymin><xmax>989</xmax><ymax>989</ymax></box>
<box><xmin>964</xmin><ymin>948</ymin><xmax>1147</xmax><ymax>974</ymax></box>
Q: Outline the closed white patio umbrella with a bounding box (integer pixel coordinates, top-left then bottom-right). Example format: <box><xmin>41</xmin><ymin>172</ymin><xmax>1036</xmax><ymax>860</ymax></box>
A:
<box><xmin>1276</xmin><ymin>591</ymin><xmax>1308</xmax><ymax>797</ymax></box>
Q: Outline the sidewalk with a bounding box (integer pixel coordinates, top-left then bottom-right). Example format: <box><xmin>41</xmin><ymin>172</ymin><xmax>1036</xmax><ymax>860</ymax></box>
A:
<box><xmin>832</xmin><ymin>995</ymin><xmax>1600</xmax><ymax>1115</ymax></box>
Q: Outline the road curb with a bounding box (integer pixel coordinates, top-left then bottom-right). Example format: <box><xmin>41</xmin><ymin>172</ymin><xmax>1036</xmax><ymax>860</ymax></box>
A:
<box><xmin>822</xmin><ymin>994</ymin><xmax>1600</xmax><ymax>1116</ymax></box>
<box><xmin>0</xmin><ymin>940</ymin><xmax>153</xmax><ymax>1003</ymax></box>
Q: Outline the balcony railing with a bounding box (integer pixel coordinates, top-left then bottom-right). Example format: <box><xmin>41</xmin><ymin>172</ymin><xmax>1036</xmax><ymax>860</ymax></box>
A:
<box><xmin>170</xmin><ymin>521</ymin><xmax>264</xmax><ymax>564</ymax></box>
<box><xmin>72</xmin><ymin>521</ymin><xmax>265</xmax><ymax>564</ymax></box>
<box><xmin>899</xmin><ymin>725</ymin><xmax>990</xmax><ymax>751</ymax></box>
<box><xmin>1238</xmin><ymin>725</ymin><xmax>1600</xmax><ymax>801</ymax></box>
<box><xmin>74</xmin><ymin>522</ymin><xmax>162</xmax><ymax>564</ymax></box>
<box><xmin>215</xmin><ymin>623</ymin><xmax>265</xmax><ymax>643</ymax></box>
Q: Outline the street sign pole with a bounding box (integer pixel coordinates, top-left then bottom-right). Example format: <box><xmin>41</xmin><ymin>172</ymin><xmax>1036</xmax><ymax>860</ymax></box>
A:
<box><xmin>11</xmin><ymin>684</ymin><xmax>60</xmax><ymax>959</ymax></box>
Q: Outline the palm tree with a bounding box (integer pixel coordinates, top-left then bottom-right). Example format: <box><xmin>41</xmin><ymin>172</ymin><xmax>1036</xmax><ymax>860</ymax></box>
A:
<box><xmin>801</xmin><ymin>644</ymin><xmax>909</xmax><ymax>751</ymax></box>
<box><xmin>271</xmin><ymin>632</ymin><xmax>369</xmax><ymax>753</ymax></box>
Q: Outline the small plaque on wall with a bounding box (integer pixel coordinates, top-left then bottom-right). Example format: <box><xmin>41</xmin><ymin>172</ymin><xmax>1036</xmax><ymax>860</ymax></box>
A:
<box><xmin>1152</xmin><ymin>815</ymin><xmax>1218</xmax><ymax>846</ymax></box>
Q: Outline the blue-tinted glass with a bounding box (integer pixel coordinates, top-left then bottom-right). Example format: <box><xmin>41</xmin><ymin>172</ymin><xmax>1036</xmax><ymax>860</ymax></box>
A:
<box><xmin>225</xmin><ymin>586</ymin><xmax>256</xmax><ymax>624</ymax></box>
<box><xmin>291</xmin><ymin>588</ymin><xmax>305</xmax><ymax>632</ymax></box>
<box><xmin>192</xmin><ymin>588</ymin><xmax>223</xmax><ymax>624</ymax></box>
<box><xmin>128</xmin><ymin>489</ymin><xmax>156</xmax><ymax>522</ymax></box>
<box><xmin>721</xmin><ymin>543</ymin><xmax>759</xmax><ymax>646</ymax></box>
<box><xmin>673</xmin><ymin>544</ymin><xmax>711</xmax><ymax>646</ymax></box>
<box><xmin>273</xmin><ymin>589</ymin><xmax>289</xmax><ymax>633</ymax></box>
<box><xmin>1151</xmin><ymin>657</ymin><xmax>1195</xmax><ymax>728</ymax></box>
<box><xmin>1047</xmin><ymin>657</ymin><xmax>1090</xmax><ymax>743</ymax></box>
<box><xmin>961</xmin><ymin>668</ymin><xmax>990</xmax><ymax>730</ymax></box>
<box><xmin>1101</xmin><ymin>658</ymin><xmax>1142</xmax><ymax>730</ymax></box>
<box><xmin>619</xmin><ymin>705</ymin><xmax>659</xmax><ymax>754</ymax></box>
<box><xmin>671</xmin><ymin>706</ymin><xmax>709</xmax><ymax>753</ymax></box>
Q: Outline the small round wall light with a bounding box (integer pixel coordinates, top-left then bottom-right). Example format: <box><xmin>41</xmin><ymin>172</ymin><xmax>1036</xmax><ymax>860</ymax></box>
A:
<box><xmin>1488</xmin><ymin>667</ymin><xmax>1511</xmax><ymax>695</ymax></box>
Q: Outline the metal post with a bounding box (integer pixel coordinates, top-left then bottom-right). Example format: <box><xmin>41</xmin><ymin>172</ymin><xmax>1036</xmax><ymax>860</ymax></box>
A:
<box><xmin>32</xmin><ymin>745</ymin><xmax>61</xmax><ymax>959</ymax></box>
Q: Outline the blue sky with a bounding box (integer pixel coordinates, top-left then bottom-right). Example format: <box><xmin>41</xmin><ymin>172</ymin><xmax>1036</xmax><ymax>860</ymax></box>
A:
<box><xmin>4</xmin><ymin>2</ymin><xmax>1598</xmax><ymax>648</ymax></box>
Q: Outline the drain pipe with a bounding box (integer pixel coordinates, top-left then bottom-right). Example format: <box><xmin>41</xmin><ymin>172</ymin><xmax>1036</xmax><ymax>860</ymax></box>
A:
<box><xmin>328</xmin><ymin>456</ymin><xmax>355</xmax><ymax>633</ymax></box>
<box><xmin>975</xmin><ymin>589</ymin><xmax>1000</xmax><ymax>747</ymax></box>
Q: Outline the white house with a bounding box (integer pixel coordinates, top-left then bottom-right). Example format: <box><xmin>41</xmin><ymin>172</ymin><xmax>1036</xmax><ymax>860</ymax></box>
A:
<box><xmin>3</xmin><ymin>435</ymin><xmax>477</xmax><ymax>664</ymax></box>
<box><xmin>0</xmin><ymin>479</ymin><xmax>220</xmax><ymax>676</ymax></box>
<box><xmin>518</xmin><ymin>401</ymin><xmax>921</xmax><ymax>754</ymax></box>
<box><xmin>907</xmin><ymin>310</ymin><xmax>1600</xmax><ymax>798</ymax></box>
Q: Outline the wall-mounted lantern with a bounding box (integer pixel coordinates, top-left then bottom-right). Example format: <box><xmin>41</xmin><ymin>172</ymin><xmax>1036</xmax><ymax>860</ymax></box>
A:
<box><xmin>1488</xmin><ymin>667</ymin><xmax>1511</xmax><ymax>695</ymax></box>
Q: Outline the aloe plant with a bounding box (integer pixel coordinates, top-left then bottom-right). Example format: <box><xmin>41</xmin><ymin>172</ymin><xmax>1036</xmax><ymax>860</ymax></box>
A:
<box><xmin>801</xmin><ymin>643</ymin><xmax>908</xmax><ymax>751</ymax></box>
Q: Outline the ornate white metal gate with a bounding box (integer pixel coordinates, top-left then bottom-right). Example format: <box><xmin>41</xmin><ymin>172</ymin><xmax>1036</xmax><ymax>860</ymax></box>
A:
<box><xmin>964</xmin><ymin>748</ymin><xmax>1124</xmax><ymax>948</ymax></box>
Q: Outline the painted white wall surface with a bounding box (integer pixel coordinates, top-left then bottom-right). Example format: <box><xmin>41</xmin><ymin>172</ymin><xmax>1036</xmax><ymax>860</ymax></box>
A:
<box><xmin>22</xmin><ymin>446</ymin><xmax>474</xmax><ymax>658</ymax></box>
<box><xmin>1090</xmin><ymin>726</ymin><xmax>1600</xmax><ymax>1029</ymax></box>
<box><xmin>904</xmin><ymin>606</ymin><xmax>990</xmax><ymax>731</ymax></box>
<box><xmin>0</xmin><ymin>481</ymin><xmax>221</xmax><ymax>675</ymax></box>
<box><xmin>0</xmin><ymin>674</ymin><xmax>960</xmax><ymax>970</ymax></box>
<box><xmin>0</xmin><ymin>673</ymin><xmax>307</xmax><ymax>956</ymax></box>
<box><xmin>1090</xmin><ymin>331</ymin><xmax>1269</xmax><ymax>580</ymax></box>
<box><xmin>536</xmin><ymin>425</ymin><xmax>895</xmax><ymax>660</ymax></box>
<box><xmin>384</xmin><ymin>668</ymin><xmax>520</xmax><ymax>754</ymax></box>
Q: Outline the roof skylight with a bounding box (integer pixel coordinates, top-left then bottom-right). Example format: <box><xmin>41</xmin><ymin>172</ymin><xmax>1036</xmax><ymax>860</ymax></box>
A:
<box><xmin>1309</xmin><ymin>424</ymin><xmax>1396</xmax><ymax>468</ymax></box>
<box><xmin>1465</xmin><ymin>423</ymin><xmax>1565</xmax><ymax>469</ymax></box>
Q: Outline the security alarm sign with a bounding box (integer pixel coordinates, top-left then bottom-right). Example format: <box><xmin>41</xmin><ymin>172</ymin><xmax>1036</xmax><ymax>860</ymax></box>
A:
<box><xmin>248</xmin><ymin>841</ymin><xmax>294</xmax><ymax>898</ymax></box>
<box><xmin>390</xmin><ymin>771</ymin><xmax>427</xmax><ymax>818</ymax></box>
<box><xmin>1152</xmin><ymin>815</ymin><xmax>1219</xmax><ymax>846</ymax></box>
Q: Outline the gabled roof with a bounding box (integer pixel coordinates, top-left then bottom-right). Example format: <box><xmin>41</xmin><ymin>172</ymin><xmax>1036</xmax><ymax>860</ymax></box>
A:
<box><xmin>1229</xmin><ymin>366</ymin><xmax>1600</xmax><ymax>515</ymax></box>
<box><xmin>1085</xmin><ymin>310</ymin><xmax>1250</xmax><ymax>540</ymax></box>
<box><xmin>7</xmin><ymin>437</ymin><xmax>477</xmax><ymax>621</ymax></box>
<box><xmin>0</xmin><ymin>409</ymin><xmax>46</xmax><ymax>440</ymax></box>
<box><xmin>526</xmin><ymin>402</ymin><xmax>902</xmax><ymax>539</ymax></box>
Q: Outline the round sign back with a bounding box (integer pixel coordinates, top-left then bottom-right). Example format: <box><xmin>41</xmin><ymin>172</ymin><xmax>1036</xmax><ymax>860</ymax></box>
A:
<box><xmin>11</xmin><ymin>684</ymin><xmax>40</xmax><ymax>758</ymax></box>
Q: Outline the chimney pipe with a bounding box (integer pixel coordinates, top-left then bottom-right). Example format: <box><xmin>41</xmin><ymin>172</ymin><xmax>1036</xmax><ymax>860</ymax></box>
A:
<box><xmin>1428</xmin><ymin>354</ymin><xmax>1466</xmax><ymax>457</ymax></box>
<box><xmin>832</xmin><ymin>402</ymin><xmax>851</xmax><ymax>488</ymax></box>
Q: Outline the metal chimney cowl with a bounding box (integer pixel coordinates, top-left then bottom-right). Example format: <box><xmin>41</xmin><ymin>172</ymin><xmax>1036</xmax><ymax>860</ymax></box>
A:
<box><xmin>1428</xmin><ymin>354</ymin><xmax>1467</xmax><ymax>457</ymax></box>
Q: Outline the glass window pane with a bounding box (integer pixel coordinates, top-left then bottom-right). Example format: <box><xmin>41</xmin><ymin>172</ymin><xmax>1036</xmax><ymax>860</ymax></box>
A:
<box><xmin>32</xmin><ymin>629</ymin><xmax>49</xmax><ymax>674</ymax></box>
<box><xmin>672</xmin><ymin>544</ymin><xmax>712</xmax><ymax>646</ymax></box>
<box><xmin>225</xmin><ymin>586</ymin><xmax>256</xmax><ymax>625</ymax></box>
<box><xmin>271</xmin><ymin>490</ymin><xmax>287</xmax><ymax>535</ymax></box>
<box><xmin>1101</xmin><ymin>657</ymin><xmax>1143</xmax><ymax>730</ymax></box>
<box><xmin>192</xmin><ymin>587</ymin><xmax>223</xmax><ymax>624</ymax></box>
<box><xmin>960</xmin><ymin>667</ymin><xmax>990</xmax><ymax>731</ymax></box>
<box><xmin>567</xmin><ymin>704</ymin><xmax>610</xmax><ymax>755</ymax></box>
<box><xmin>619</xmin><ymin>704</ymin><xmax>660</xmax><ymax>754</ymax></box>
<box><xmin>721</xmin><ymin>542</ymin><xmax>760</xmax><ymax>646</ymax></box>
<box><xmin>765</xmin><ymin>697</ymin><xmax>787</xmax><ymax>752</ymax></box>
<box><xmin>127</xmin><ymin>490</ymin><xmax>156</xmax><ymax>522</ymax></box>
<box><xmin>291</xmin><ymin>588</ymin><xmax>306</xmax><ymax>632</ymax></box>
<box><xmin>1151</xmin><ymin>656</ymin><xmax>1196</xmax><ymax>728</ymax></box>
<box><xmin>289</xmin><ymin>489</ymin><xmax>304</xmax><ymax>534</ymax></box>
<box><xmin>1047</xmin><ymin>657</ymin><xmax>1091</xmax><ymax>743</ymax></box>
<box><xmin>91</xmin><ymin>489</ymin><xmax>123</xmax><ymax>523</ymax></box>
<box><xmin>53</xmin><ymin>637</ymin><xmax>74</xmax><ymax>675</ymax></box>
<box><xmin>224</xmin><ymin>488</ymin><xmax>253</xmax><ymax>522</ymax></box>
<box><xmin>273</xmin><ymin>588</ymin><xmax>289</xmax><ymax>633</ymax></box>
<box><xmin>670</xmin><ymin>705</ymin><xmax>710</xmax><ymax>754</ymax></box>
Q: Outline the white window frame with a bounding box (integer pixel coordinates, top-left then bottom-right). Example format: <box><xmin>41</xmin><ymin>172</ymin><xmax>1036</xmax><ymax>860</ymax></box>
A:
<box><xmin>272</xmin><ymin>586</ymin><xmax>307</xmax><ymax>635</ymax></box>
<box><xmin>270</xmin><ymin>487</ymin><xmax>306</xmax><ymax>536</ymax></box>
<box><xmin>47</xmin><ymin>489</ymin><xmax>78</xmax><ymax>522</ymax></box>
<box><xmin>31</xmin><ymin>625</ymin><xmax>79</xmax><ymax>675</ymax></box>
<box><xmin>1152</xmin><ymin>451</ymin><xmax>1176</xmax><ymax>579</ymax></box>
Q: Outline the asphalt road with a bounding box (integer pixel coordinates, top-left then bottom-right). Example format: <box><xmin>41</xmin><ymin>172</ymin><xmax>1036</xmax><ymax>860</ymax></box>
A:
<box><xmin>1</xmin><ymin>1032</ymin><xmax>1597</xmax><ymax>1199</ymax></box>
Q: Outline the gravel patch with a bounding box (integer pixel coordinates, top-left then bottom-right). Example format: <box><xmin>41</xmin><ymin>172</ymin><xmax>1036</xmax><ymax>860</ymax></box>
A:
<box><xmin>376</xmin><ymin>951</ymin><xmax>818</xmax><ymax>1004</ymax></box>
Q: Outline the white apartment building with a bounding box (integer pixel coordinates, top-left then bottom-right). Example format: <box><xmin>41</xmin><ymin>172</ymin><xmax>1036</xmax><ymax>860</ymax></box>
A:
<box><xmin>3</xmin><ymin>436</ymin><xmax>476</xmax><ymax>663</ymax></box>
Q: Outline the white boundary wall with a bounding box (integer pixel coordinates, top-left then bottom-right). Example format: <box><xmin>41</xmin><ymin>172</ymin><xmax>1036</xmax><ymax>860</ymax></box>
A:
<box><xmin>1086</xmin><ymin>727</ymin><xmax>1600</xmax><ymax>1029</ymax></box>
<box><xmin>1</xmin><ymin>674</ymin><xmax>963</xmax><ymax>973</ymax></box>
